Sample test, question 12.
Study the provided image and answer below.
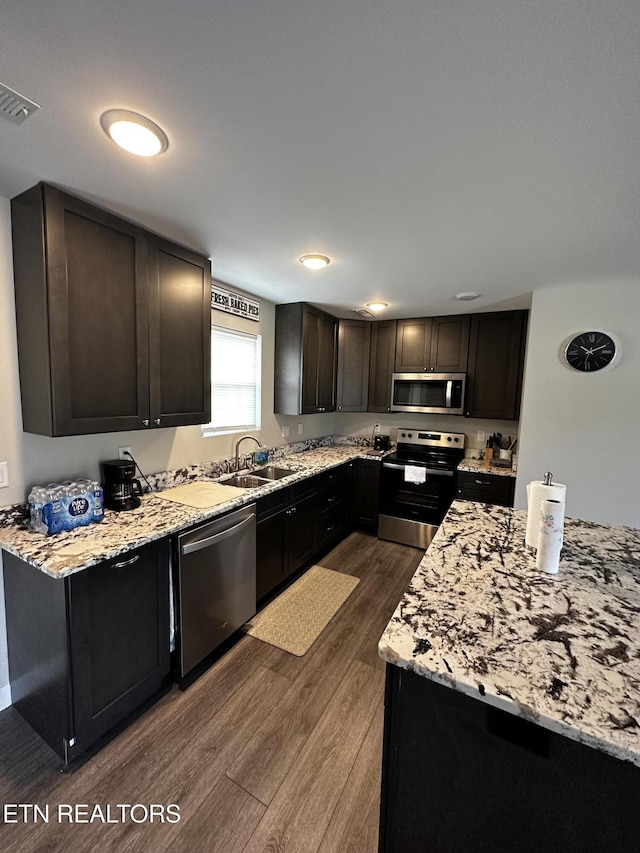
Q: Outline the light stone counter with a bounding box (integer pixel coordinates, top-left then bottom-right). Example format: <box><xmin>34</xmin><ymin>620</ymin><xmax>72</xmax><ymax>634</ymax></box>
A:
<box><xmin>457</xmin><ymin>457</ymin><xmax>516</xmax><ymax>477</ymax></box>
<box><xmin>379</xmin><ymin>499</ymin><xmax>640</xmax><ymax>766</ymax></box>
<box><xmin>0</xmin><ymin>445</ymin><xmax>383</xmax><ymax>578</ymax></box>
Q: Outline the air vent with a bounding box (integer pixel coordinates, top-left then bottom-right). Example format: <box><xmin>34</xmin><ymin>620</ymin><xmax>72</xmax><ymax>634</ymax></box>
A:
<box><xmin>352</xmin><ymin>308</ymin><xmax>374</xmax><ymax>318</ymax></box>
<box><xmin>0</xmin><ymin>82</ymin><xmax>40</xmax><ymax>124</ymax></box>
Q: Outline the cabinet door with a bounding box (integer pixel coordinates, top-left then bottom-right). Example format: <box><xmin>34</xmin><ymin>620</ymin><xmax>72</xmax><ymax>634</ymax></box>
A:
<box><xmin>395</xmin><ymin>318</ymin><xmax>432</xmax><ymax>372</ymax></box>
<box><xmin>301</xmin><ymin>305</ymin><xmax>321</xmax><ymax>413</ymax></box>
<box><xmin>368</xmin><ymin>320</ymin><xmax>397</xmax><ymax>412</ymax></box>
<box><xmin>68</xmin><ymin>540</ymin><xmax>170</xmax><ymax>753</ymax></box>
<box><xmin>148</xmin><ymin>238</ymin><xmax>211</xmax><ymax>428</ymax></box>
<box><xmin>317</xmin><ymin>312</ymin><xmax>337</xmax><ymax>412</ymax></box>
<box><xmin>256</xmin><ymin>509</ymin><xmax>287</xmax><ymax>600</ymax></box>
<box><xmin>354</xmin><ymin>459</ymin><xmax>381</xmax><ymax>531</ymax></box>
<box><xmin>285</xmin><ymin>492</ymin><xmax>318</xmax><ymax>574</ymax></box>
<box><xmin>466</xmin><ymin>311</ymin><xmax>527</xmax><ymax>419</ymax></box>
<box><xmin>13</xmin><ymin>184</ymin><xmax>150</xmax><ymax>435</ymax></box>
<box><xmin>429</xmin><ymin>315</ymin><xmax>470</xmax><ymax>372</ymax></box>
<box><xmin>337</xmin><ymin>320</ymin><xmax>371</xmax><ymax>412</ymax></box>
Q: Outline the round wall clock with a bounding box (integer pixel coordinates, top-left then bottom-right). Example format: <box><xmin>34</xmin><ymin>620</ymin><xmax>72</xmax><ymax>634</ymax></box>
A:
<box><xmin>563</xmin><ymin>331</ymin><xmax>617</xmax><ymax>372</ymax></box>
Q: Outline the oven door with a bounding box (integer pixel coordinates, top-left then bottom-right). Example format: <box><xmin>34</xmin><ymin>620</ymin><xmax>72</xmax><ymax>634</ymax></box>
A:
<box><xmin>379</xmin><ymin>461</ymin><xmax>455</xmax><ymax>526</ymax></box>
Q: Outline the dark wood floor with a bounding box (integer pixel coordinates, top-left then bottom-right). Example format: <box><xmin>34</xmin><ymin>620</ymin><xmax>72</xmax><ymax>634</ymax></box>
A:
<box><xmin>0</xmin><ymin>532</ymin><xmax>422</xmax><ymax>852</ymax></box>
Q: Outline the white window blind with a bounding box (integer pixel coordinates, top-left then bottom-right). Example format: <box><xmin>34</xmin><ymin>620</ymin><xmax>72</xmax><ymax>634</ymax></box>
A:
<box><xmin>203</xmin><ymin>326</ymin><xmax>262</xmax><ymax>435</ymax></box>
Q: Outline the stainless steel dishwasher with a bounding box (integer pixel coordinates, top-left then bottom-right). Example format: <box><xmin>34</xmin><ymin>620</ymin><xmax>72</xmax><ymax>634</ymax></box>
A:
<box><xmin>176</xmin><ymin>503</ymin><xmax>256</xmax><ymax>678</ymax></box>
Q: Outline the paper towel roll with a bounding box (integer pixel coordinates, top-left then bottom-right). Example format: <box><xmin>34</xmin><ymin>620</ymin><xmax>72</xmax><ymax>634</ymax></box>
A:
<box><xmin>536</xmin><ymin>498</ymin><xmax>565</xmax><ymax>574</ymax></box>
<box><xmin>525</xmin><ymin>480</ymin><xmax>566</xmax><ymax>550</ymax></box>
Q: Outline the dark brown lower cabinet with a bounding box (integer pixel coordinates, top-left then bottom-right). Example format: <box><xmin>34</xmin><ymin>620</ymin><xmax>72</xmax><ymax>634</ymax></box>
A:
<box><xmin>2</xmin><ymin>539</ymin><xmax>171</xmax><ymax>764</ymax></box>
<box><xmin>256</xmin><ymin>464</ymin><xmax>351</xmax><ymax>601</ymax></box>
<box><xmin>456</xmin><ymin>470</ymin><xmax>516</xmax><ymax>507</ymax></box>
<box><xmin>353</xmin><ymin>458</ymin><xmax>381</xmax><ymax>531</ymax></box>
<box><xmin>380</xmin><ymin>666</ymin><xmax>640</xmax><ymax>853</ymax></box>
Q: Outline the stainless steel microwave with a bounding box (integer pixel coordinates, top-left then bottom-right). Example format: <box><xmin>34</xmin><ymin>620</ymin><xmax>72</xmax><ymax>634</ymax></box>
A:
<box><xmin>390</xmin><ymin>372</ymin><xmax>466</xmax><ymax>415</ymax></box>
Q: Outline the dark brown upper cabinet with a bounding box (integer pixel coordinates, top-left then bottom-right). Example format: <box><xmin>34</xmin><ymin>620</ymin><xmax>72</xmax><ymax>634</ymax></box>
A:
<box><xmin>336</xmin><ymin>319</ymin><xmax>371</xmax><ymax>412</ymax></box>
<box><xmin>148</xmin><ymin>237</ymin><xmax>211</xmax><ymax>428</ymax></box>
<box><xmin>11</xmin><ymin>184</ymin><xmax>211</xmax><ymax>436</ymax></box>
<box><xmin>429</xmin><ymin>314</ymin><xmax>470</xmax><ymax>372</ymax></box>
<box><xmin>395</xmin><ymin>315</ymin><xmax>469</xmax><ymax>372</ymax></box>
<box><xmin>465</xmin><ymin>310</ymin><xmax>528</xmax><ymax>420</ymax></box>
<box><xmin>275</xmin><ymin>302</ymin><xmax>337</xmax><ymax>415</ymax></box>
<box><xmin>367</xmin><ymin>320</ymin><xmax>397</xmax><ymax>413</ymax></box>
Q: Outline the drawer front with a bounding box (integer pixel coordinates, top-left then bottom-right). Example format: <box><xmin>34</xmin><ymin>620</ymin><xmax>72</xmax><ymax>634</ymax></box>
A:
<box><xmin>290</xmin><ymin>472</ymin><xmax>323</xmax><ymax>501</ymax></box>
<box><xmin>256</xmin><ymin>487</ymin><xmax>289</xmax><ymax>521</ymax></box>
<box><xmin>317</xmin><ymin>503</ymin><xmax>347</xmax><ymax>547</ymax></box>
<box><xmin>456</xmin><ymin>471</ymin><xmax>515</xmax><ymax>507</ymax></box>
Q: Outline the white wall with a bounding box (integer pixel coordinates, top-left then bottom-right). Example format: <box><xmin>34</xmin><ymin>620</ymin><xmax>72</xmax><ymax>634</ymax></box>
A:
<box><xmin>516</xmin><ymin>281</ymin><xmax>640</xmax><ymax>527</ymax></box>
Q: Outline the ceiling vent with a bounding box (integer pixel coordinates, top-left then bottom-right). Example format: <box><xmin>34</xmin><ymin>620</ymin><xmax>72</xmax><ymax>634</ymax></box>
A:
<box><xmin>0</xmin><ymin>82</ymin><xmax>40</xmax><ymax>124</ymax></box>
<box><xmin>352</xmin><ymin>308</ymin><xmax>374</xmax><ymax>318</ymax></box>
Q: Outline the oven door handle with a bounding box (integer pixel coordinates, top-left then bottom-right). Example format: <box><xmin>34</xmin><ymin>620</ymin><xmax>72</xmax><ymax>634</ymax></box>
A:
<box><xmin>382</xmin><ymin>462</ymin><xmax>454</xmax><ymax>478</ymax></box>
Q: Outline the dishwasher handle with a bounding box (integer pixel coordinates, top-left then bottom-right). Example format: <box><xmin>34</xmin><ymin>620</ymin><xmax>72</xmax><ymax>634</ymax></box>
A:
<box><xmin>181</xmin><ymin>514</ymin><xmax>254</xmax><ymax>556</ymax></box>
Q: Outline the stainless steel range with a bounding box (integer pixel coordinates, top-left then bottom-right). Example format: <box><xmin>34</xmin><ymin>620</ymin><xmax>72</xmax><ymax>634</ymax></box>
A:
<box><xmin>378</xmin><ymin>428</ymin><xmax>465</xmax><ymax>549</ymax></box>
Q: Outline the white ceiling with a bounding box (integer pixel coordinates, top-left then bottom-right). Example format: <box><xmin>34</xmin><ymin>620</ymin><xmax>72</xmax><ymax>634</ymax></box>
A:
<box><xmin>1</xmin><ymin>1</ymin><xmax>639</xmax><ymax>319</ymax></box>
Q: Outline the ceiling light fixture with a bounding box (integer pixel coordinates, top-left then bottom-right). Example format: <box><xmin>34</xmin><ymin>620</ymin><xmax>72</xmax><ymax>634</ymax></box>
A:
<box><xmin>365</xmin><ymin>301</ymin><xmax>388</xmax><ymax>312</ymax></box>
<box><xmin>100</xmin><ymin>109</ymin><xmax>169</xmax><ymax>157</ymax></box>
<box><xmin>455</xmin><ymin>292</ymin><xmax>481</xmax><ymax>301</ymax></box>
<box><xmin>299</xmin><ymin>254</ymin><xmax>330</xmax><ymax>270</ymax></box>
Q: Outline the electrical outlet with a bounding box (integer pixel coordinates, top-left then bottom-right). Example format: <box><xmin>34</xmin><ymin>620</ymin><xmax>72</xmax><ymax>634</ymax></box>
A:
<box><xmin>281</xmin><ymin>425</ymin><xmax>290</xmax><ymax>438</ymax></box>
<box><xmin>476</xmin><ymin>430</ymin><xmax>485</xmax><ymax>443</ymax></box>
<box><xmin>297</xmin><ymin>423</ymin><xmax>303</xmax><ymax>435</ymax></box>
<box><xmin>0</xmin><ymin>461</ymin><xmax>8</xmax><ymax>488</ymax></box>
<box><xmin>118</xmin><ymin>446</ymin><xmax>132</xmax><ymax>460</ymax></box>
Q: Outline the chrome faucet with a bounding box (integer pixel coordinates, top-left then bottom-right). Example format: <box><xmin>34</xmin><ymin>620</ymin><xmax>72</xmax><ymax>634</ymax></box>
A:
<box><xmin>234</xmin><ymin>435</ymin><xmax>263</xmax><ymax>471</ymax></box>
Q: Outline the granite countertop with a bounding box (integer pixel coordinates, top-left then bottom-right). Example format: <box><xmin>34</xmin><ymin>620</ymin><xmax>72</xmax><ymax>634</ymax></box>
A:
<box><xmin>456</xmin><ymin>458</ymin><xmax>516</xmax><ymax>477</ymax></box>
<box><xmin>0</xmin><ymin>446</ymin><xmax>381</xmax><ymax>579</ymax></box>
<box><xmin>379</xmin><ymin>499</ymin><xmax>640</xmax><ymax>766</ymax></box>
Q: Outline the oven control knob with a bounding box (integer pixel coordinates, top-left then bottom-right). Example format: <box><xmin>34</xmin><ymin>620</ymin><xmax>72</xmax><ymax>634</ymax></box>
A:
<box><xmin>447</xmin><ymin>436</ymin><xmax>452</xmax><ymax>442</ymax></box>
<box><xmin>407</xmin><ymin>433</ymin><xmax>413</xmax><ymax>438</ymax></box>
<box><xmin>400</xmin><ymin>432</ymin><xmax>406</xmax><ymax>438</ymax></box>
<box><xmin>454</xmin><ymin>437</ymin><xmax>460</xmax><ymax>443</ymax></box>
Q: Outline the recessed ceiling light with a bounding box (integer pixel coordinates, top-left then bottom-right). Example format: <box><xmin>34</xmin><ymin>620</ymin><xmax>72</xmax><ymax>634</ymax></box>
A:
<box><xmin>100</xmin><ymin>109</ymin><xmax>169</xmax><ymax>157</ymax></box>
<box><xmin>299</xmin><ymin>254</ymin><xmax>330</xmax><ymax>270</ymax></box>
<box><xmin>365</xmin><ymin>301</ymin><xmax>388</xmax><ymax>312</ymax></box>
<box><xmin>455</xmin><ymin>291</ymin><xmax>481</xmax><ymax>301</ymax></box>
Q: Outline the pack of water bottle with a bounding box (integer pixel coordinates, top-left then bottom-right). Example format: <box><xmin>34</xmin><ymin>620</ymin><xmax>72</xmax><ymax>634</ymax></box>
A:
<box><xmin>28</xmin><ymin>479</ymin><xmax>104</xmax><ymax>535</ymax></box>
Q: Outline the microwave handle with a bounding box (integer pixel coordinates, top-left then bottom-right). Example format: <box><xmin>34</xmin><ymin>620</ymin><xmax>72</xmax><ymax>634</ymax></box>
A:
<box><xmin>445</xmin><ymin>380</ymin><xmax>453</xmax><ymax>409</ymax></box>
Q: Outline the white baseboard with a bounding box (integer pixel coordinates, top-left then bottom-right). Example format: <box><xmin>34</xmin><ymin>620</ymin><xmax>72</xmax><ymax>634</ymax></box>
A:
<box><xmin>0</xmin><ymin>682</ymin><xmax>12</xmax><ymax>711</ymax></box>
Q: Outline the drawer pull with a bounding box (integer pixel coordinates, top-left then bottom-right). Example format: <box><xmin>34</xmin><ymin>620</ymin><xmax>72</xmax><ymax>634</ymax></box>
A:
<box><xmin>113</xmin><ymin>554</ymin><xmax>140</xmax><ymax>569</ymax></box>
<box><xmin>474</xmin><ymin>479</ymin><xmax>491</xmax><ymax>485</ymax></box>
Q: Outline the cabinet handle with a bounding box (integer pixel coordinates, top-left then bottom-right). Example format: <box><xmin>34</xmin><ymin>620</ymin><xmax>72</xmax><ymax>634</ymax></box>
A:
<box><xmin>113</xmin><ymin>554</ymin><xmax>140</xmax><ymax>569</ymax></box>
<box><xmin>143</xmin><ymin>419</ymin><xmax>150</xmax><ymax>427</ymax></box>
<box><xmin>338</xmin><ymin>406</ymin><xmax>342</xmax><ymax>410</ymax></box>
<box><xmin>474</xmin><ymin>479</ymin><xmax>491</xmax><ymax>485</ymax></box>
<box><xmin>155</xmin><ymin>418</ymin><xmax>161</xmax><ymax>426</ymax></box>
<box><xmin>327</xmin><ymin>495</ymin><xmax>336</xmax><ymax>504</ymax></box>
<box><xmin>291</xmin><ymin>506</ymin><xmax>297</xmax><ymax>514</ymax></box>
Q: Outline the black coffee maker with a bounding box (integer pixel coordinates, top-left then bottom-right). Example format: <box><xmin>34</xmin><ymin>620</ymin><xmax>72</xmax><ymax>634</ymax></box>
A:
<box><xmin>101</xmin><ymin>460</ymin><xmax>143</xmax><ymax>511</ymax></box>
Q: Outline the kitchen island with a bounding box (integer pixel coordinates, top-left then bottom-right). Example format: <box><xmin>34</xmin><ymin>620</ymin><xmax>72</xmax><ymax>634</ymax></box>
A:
<box><xmin>378</xmin><ymin>500</ymin><xmax>640</xmax><ymax>852</ymax></box>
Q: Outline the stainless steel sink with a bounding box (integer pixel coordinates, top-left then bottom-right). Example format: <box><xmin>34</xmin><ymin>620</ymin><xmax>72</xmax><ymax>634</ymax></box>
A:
<box><xmin>220</xmin><ymin>466</ymin><xmax>296</xmax><ymax>489</ymax></box>
<box><xmin>221</xmin><ymin>475</ymin><xmax>268</xmax><ymax>489</ymax></box>
<box><xmin>254</xmin><ymin>465</ymin><xmax>296</xmax><ymax>480</ymax></box>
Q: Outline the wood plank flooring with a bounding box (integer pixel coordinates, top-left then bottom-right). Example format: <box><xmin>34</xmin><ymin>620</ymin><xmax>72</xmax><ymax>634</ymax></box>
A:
<box><xmin>0</xmin><ymin>532</ymin><xmax>423</xmax><ymax>852</ymax></box>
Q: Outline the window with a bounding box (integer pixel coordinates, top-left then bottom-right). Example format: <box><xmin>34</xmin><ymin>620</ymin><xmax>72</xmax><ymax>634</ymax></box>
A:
<box><xmin>202</xmin><ymin>325</ymin><xmax>262</xmax><ymax>436</ymax></box>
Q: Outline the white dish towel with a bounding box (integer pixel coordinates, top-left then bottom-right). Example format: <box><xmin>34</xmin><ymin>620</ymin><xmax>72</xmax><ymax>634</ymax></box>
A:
<box><xmin>404</xmin><ymin>465</ymin><xmax>426</xmax><ymax>484</ymax></box>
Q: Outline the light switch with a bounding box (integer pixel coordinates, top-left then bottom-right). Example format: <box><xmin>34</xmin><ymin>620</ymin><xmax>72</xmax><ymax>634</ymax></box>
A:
<box><xmin>297</xmin><ymin>423</ymin><xmax>303</xmax><ymax>435</ymax></box>
<box><xmin>476</xmin><ymin>430</ymin><xmax>485</xmax><ymax>443</ymax></box>
<box><xmin>281</xmin><ymin>425</ymin><xmax>290</xmax><ymax>438</ymax></box>
<box><xmin>0</xmin><ymin>461</ymin><xmax>9</xmax><ymax>488</ymax></box>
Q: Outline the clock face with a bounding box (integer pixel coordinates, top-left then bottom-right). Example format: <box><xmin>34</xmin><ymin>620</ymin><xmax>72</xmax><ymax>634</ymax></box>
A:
<box><xmin>564</xmin><ymin>331</ymin><xmax>616</xmax><ymax>372</ymax></box>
